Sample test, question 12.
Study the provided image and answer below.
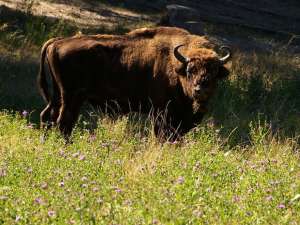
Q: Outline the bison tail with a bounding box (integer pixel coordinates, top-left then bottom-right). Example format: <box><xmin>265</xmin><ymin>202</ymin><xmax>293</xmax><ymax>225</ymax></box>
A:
<box><xmin>37</xmin><ymin>38</ymin><xmax>61</xmax><ymax>103</ymax></box>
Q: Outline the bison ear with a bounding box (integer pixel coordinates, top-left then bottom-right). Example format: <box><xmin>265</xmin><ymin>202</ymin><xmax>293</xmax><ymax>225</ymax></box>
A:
<box><xmin>175</xmin><ymin>63</ymin><xmax>187</xmax><ymax>76</ymax></box>
<box><xmin>217</xmin><ymin>66</ymin><xmax>230</xmax><ymax>79</ymax></box>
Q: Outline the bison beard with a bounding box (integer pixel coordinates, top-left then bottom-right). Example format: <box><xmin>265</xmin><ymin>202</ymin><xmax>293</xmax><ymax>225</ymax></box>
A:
<box><xmin>37</xmin><ymin>27</ymin><xmax>231</xmax><ymax>141</ymax></box>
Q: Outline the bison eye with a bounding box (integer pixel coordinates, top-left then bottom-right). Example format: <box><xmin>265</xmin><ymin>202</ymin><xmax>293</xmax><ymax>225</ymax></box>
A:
<box><xmin>187</xmin><ymin>67</ymin><xmax>193</xmax><ymax>74</ymax></box>
<box><xmin>186</xmin><ymin>67</ymin><xmax>195</xmax><ymax>77</ymax></box>
<box><xmin>186</xmin><ymin>67</ymin><xmax>196</xmax><ymax>74</ymax></box>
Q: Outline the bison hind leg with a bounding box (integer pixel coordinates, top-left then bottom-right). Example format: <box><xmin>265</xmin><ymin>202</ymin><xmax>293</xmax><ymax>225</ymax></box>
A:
<box><xmin>56</xmin><ymin>95</ymin><xmax>84</xmax><ymax>139</ymax></box>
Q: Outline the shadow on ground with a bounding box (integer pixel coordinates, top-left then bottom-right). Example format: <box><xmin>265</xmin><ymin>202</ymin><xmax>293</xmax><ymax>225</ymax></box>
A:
<box><xmin>209</xmin><ymin>51</ymin><xmax>300</xmax><ymax>146</ymax></box>
<box><xmin>43</xmin><ymin>0</ymin><xmax>166</xmax><ymax>14</ymax></box>
<box><xmin>0</xmin><ymin>54</ymin><xmax>42</xmax><ymax>122</ymax></box>
<box><xmin>0</xmin><ymin>5</ymin><xmax>131</xmax><ymax>50</ymax></box>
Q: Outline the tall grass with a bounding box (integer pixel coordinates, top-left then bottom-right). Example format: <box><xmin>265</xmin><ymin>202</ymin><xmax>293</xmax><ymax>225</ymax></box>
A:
<box><xmin>0</xmin><ymin>110</ymin><xmax>300</xmax><ymax>224</ymax></box>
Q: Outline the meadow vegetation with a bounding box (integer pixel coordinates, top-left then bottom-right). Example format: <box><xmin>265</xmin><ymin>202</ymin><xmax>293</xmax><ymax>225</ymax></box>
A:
<box><xmin>0</xmin><ymin>1</ymin><xmax>300</xmax><ymax>224</ymax></box>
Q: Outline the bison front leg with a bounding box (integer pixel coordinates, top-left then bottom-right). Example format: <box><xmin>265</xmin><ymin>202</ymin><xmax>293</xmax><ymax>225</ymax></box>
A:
<box><xmin>179</xmin><ymin>112</ymin><xmax>205</xmax><ymax>135</ymax></box>
<box><xmin>153</xmin><ymin>114</ymin><xmax>183</xmax><ymax>142</ymax></box>
<box><xmin>192</xmin><ymin>112</ymin><xmax>205</xmax><ymax>127</ymax></box>
<box><xmin>154</xmin><ymin>111</ymin><xmax>205</xmax><ymax>141</ymax></box>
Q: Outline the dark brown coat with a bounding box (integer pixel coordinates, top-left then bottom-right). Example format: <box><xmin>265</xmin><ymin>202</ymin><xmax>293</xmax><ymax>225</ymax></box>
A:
<box><xmin>38</xmin><ymin>27</ymin><xmax>231</xmax><ymax>140</ymax></box>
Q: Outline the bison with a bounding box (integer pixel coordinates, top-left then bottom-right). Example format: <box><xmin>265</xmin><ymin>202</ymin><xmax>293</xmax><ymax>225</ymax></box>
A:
<box><xmin>37</xmin><ymin>26</ymin><xmax>231</xmax><ymax>140</ymax></box>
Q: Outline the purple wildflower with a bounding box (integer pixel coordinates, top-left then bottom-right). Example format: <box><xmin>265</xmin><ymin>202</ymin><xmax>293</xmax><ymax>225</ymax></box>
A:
<box><xmin>22</xmin><ymin>110</ymin><xmax>28</xmax><ymax>117</ymax></box>
<box><xmin>59</xmin><ymin>181</ymin><xmax>64</xmax><ymax>187</ymax></box>
<box><xmin>34</xmin><ymin>197</ymin><xmax>43</xmax><ymax>205</ymax></box>
<box><xmin>115</xmin><ymin>187</ymin><xmax>122</xmax><ymax>193</ymax></box>
<box><xmin>48</xmin><ymin>210</ymin><xmax>56</xmax><ymax>217</ymax></box>
<box><xmin>79</xmin><ymin>155</ymin><xmax>85</xmax><ymax>161</ymax></box>
<box><xmin>92</xmin><ymin>187</ymin><xmax>99</xmax><ymax>192</ymax></box>
<box><xmin>232</xmin><ymin>195</ymin><xmax>240</xmax><ymax>203</ymax></box>
<box><xmin>176</xmin><ymin>176</ymin><xmax>185</xmax><ymax>184</ymax></box>
<box><xmin>152</xmin><ymin>219</ymin><xmax>159</xmax><ymax>224</ymax></box>
<box><xmin>266</xmin><ymin>195</ymin><xmax>273</xmax><ymax>201</ymax></box>
<box><xmin>278</xmin><ymin>204</ymin><xmax>285</xmax><ymax>209</ymax></box>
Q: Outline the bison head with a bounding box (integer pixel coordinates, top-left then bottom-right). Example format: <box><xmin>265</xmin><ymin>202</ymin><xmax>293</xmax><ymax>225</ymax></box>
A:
<box><xmin>174</xmin><ymin>45</ymin><xmax>231</xmax><ymax>103</ymax></box>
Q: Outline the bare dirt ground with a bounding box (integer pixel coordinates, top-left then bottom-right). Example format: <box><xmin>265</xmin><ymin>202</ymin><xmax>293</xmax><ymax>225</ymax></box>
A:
<box><xmin>0</xmin><ymin>0</ymin><xmax>154</xmax><ymax>28</ymax></box>
<box><xmin>1</xmin><ymin>0</ymin><xmax>299</xmax><ymax>56</ymax></box>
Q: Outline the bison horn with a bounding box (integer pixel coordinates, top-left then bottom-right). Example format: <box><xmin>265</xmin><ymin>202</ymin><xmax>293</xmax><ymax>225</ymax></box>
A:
<box><xmin>174</xmin><ymin>44</ymin><xmax>189</xmax><ymax>64</ymax></box>
<box><xmin>219</xmin><ymin>46</ymin><xmax>232</xmax><ymax>64</ymax></box>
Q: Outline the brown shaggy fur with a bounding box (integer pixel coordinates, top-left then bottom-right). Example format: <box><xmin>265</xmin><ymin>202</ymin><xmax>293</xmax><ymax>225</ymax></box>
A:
<box><xmin>38</xmin><ymin>26</ymin><xmax>231</xmax><ymax>140</ymax></box>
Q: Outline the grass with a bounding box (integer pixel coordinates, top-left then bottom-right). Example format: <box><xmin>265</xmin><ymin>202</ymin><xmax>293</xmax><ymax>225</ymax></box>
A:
<box><xmin>1</xmin><ymin>113</ymin><xmax>300</xmax><ymax>224</ymax></box>
<box><xmin>1</xmin><ymin>2</ymin><xmax>300</xmax><ymax>224</ymax></box>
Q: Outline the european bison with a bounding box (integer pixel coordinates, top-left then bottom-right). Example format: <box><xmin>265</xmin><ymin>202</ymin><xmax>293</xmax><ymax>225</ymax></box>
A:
<box><xmin>38</xmin><ymin>26</ymin><xmax>231</xmax><ymax>140</ymax></box>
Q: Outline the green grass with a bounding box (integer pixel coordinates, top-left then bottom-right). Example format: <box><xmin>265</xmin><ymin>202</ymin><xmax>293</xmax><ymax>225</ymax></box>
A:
<box><xmin>1</xmin><ymin>3</ymin><xmax>300</xmax><ymax>224</ymax></box>
<box><xmin>0</xmin><ymin>113</ymin><xmax>300</xmax><ymax>224</ymax></box>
